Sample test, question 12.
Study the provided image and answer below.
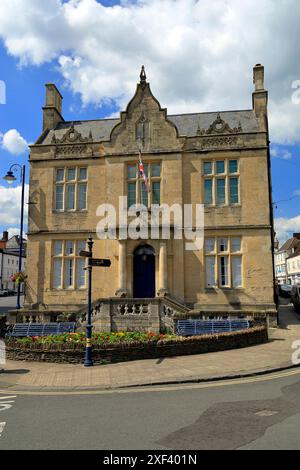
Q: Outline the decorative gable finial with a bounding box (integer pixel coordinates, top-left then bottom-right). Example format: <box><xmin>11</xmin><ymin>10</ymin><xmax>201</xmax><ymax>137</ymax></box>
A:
<box><xmin>140</xmin><ymin>65</ymin><xmax>147</xmax><ymax>85</ymax></box>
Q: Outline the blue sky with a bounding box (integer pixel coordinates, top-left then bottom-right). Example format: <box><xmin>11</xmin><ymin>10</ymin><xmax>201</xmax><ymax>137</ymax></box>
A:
<box><xmin>0</xmin><ymin>0</ymin><xmax>299</xmax><ymax>243</ymax></box>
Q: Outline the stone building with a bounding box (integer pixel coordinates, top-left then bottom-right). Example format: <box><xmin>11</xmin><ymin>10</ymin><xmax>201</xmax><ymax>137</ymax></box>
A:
<box><xmin>22</xmin><ymin>64</ymin><xmax>276</xmax><ymax>329</ymax></box>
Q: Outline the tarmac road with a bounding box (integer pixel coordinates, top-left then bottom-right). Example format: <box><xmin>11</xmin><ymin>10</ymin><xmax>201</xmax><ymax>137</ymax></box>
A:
<box><xmin>0</xmin><ymin>295</ymin><xmax>24</xmax><ymax>316</ymax></box>
<box><xmin>1</xmin><ymin>368</ymin><xmax>300</xmax><ymax>450</ymax></box>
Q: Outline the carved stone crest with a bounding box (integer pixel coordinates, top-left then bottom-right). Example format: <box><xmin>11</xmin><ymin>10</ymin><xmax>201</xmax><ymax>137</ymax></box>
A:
<box><xmin>52</xmin><ymin>124</ymin><xmax>93</xmax><ymax>144</ymax></box>
<box><xmin>197</xmin><ymin>113</ymin><xmax>243</xmax><ymax>135</ymax></box>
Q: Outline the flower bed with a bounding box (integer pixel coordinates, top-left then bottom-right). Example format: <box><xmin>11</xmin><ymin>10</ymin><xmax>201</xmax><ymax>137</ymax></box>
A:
<box><xmin>5</xmin><ymin>326</ymin><xmax>268</xmax><ymax>365</ymax></box>
<box><xmin>12</xmin><ymin>331</ymin><xmax>175</xmax><ymax>347</ymax></box>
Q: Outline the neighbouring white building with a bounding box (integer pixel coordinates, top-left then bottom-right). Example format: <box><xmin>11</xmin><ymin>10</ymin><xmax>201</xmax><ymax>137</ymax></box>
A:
<box><xmin>274</xmin><ymin>233</ymin><xmax>300</xmax><ymax>284</ymax></box>
<box><xmin>287</xmin><ymin>246</ymin><xmax>300</xmax><ymax>285</ymax></box>
<box><xmin>0</xmin><ymin>232</ymin><xmax>27</xmax><ymax>292</ymax></box>
<box><xmin>0</xmin><ymin>250</ymin><xmax>27</xmax><ymax>291</ymax></box>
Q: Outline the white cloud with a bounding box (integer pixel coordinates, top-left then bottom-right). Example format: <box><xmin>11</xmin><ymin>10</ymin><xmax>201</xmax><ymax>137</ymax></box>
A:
<box><xmin>0</xmin><ymin>0</ymin><xmax>300</xmax><ymax>143</ymax></box>
<box><xmin>270</xmin><ymin>145</ymin><xmax>292</xmax><ymax>160</ymax></box>
<box><xmin>0</xmin><ymin>184</ymin><xmax>29</xmax><ymax>227</ymax></box>
<box><xmin>275</xmin><ymin>215</ymin><xmax>300</xmax><ymax>243</ymax></box>
<box><xmin>1</xmin><ymin>129</ymin><xmax>28</xmax><ymax>155</ymax></box>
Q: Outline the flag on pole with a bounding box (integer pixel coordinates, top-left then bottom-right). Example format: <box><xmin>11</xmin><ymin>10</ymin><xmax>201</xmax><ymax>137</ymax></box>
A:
<box><xmin>139</xmin><ymin>149</ymin><xmax>150</xmax><ymax>193</ymax></box>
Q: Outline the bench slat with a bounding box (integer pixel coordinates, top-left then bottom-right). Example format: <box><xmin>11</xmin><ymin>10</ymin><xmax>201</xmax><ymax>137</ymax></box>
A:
<box><xmin>176</xmin><ymin>319</ymin><xmax>250</xmax><ymax>336</ymax></box>
<box><xmin>8</xmin><ymin>322</ymin><xmax>76</xmax><ymax>337</ymax></box>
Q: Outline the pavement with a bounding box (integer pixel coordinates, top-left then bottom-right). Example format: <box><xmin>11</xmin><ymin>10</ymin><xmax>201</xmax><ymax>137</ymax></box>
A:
<box><xmin>0</xmin><ymin>299</ymin><xmax>299</xmax><ymax>392</ymax></box>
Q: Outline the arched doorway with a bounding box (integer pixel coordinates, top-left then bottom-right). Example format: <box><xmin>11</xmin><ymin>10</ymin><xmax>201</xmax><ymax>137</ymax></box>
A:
<box><xmin>133</xmin><ymin>245</ymin><xmax>155</xmax><ymax>298</ymax></box>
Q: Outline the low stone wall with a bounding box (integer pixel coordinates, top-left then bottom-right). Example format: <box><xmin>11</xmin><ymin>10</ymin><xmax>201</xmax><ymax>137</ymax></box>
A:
<box><xmin>5</xmin><ymin>326</ymin><xmax>268</xmax><ymax>365</ymax></box>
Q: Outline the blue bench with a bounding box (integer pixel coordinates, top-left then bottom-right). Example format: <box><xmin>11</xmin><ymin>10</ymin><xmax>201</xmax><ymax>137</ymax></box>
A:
<box><xmin>7</xmin><ymin>322</ymin><xmax>76</xmax><ymax>338</ymax></box>
<box><xmin>176</xmin><ymin>319</ymin><xmax>250</xmax><ymax>336</ymax></box>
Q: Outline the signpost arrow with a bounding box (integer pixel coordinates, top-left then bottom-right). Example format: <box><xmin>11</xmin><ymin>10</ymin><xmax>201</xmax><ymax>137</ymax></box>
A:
<box><xmin>79</xmin><ymin>250</ymin><xmax>92</xmax><ymax>258</ymax></box>
<box><xmin>90</xmin><ymin>258</ymin><xmax>111</xmax><ymax>267</ymax></box>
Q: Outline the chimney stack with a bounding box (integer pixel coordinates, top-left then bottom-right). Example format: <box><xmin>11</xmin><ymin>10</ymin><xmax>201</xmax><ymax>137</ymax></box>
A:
<box><xmin>252</xmin><ymin>64</ymin><xmax>268</xmax><ymax>118</ymax></box>
<box><xmin>2</xmin><ymin>231</ymin><xmax>8</xmax><ymax>242</ymax></box>
<box><xmin>42</xmin><ymin>83</ymin><xmax>64</xmax><ymax>131</ymax></box>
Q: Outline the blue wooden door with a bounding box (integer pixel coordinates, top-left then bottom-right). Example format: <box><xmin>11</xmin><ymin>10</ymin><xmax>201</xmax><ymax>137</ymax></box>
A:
<box><xmin>133</xmin><ymin>246</ymin><xmax>155</xmax><ymax>298</ymax></box>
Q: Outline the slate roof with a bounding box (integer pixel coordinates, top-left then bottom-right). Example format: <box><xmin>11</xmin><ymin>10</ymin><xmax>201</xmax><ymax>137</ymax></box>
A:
<box><xmin>279</xmin><ymin>237</ymin><xmax>300</xmax><ymax>253</ymax></box>
<box><xmin>287</xmin><ymin>245</ymin><xmax>300</xmax><ymax>260</ymax></box>
<box><xmin>38</xmin><ymin>110</ymin><xmax>261</xmax><ymax>145</ymax></box>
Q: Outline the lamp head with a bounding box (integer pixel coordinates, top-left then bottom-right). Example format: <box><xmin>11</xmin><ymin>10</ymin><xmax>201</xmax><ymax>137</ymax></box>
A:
<box><xmin>3</xmin><ymin>170</ymin><xmax>16</xmax><ymax>184</ymax></box>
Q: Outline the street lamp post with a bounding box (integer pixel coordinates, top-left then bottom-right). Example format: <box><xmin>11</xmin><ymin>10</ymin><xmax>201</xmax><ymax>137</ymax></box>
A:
<box><xmin>3</xmin><ymin>164</ymin><xmax>26</xmax><ymax>310</ymax></box>
<box><xmin>84</xmin><ymin>235</ymin><xmax>94</xmax><ymax>367</ymax></box>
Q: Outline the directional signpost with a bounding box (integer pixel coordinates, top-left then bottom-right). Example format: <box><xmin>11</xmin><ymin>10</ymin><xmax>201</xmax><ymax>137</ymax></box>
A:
<box><xmin>80</xmin><ymin>237</ymin><xmax>111</xmax><ymax>367</ymax></box>
<box><xmin>91</xmin><ymin>259</ymin><xmax>111</xmax><ymax>267</ymax></box>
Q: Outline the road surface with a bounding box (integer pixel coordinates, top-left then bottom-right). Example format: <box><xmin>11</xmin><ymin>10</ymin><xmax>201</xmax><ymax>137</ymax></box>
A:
<box><xmin>1</xmin><ymin>368</ymin><xmax>300</xmax><ymax>450</ymax></box>
<box><xmin>0</xmin><ymin>295</ymin><xmax>24</xmax><ymax>316</ymax></box>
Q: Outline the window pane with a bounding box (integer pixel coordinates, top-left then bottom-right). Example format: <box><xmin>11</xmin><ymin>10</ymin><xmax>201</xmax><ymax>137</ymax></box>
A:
<box><xmin>76</xmin><ymin>258</ymin><xmax>86</xmax><ymax>288</ymax></box>
<box><xmin>128</xmin><ymin>182</ymin><xmax>136</xmax><ymax>207</ymax></box>
<box><xmin>216</xmin><ymin>161</ymin><xmax>225</xmax><ymax>174</ymax></box>
<box><xmin>53</xmin><ymin>241</ymin><xmax>63</xmax><ymax>256</ymax></box>
<box><xmin>66</xmin><ymin>184</ymin><xmax>75</xmax><ymax>210</ymax></box>
<box><xmin>205</xmin><ymin>238</ymin><xmax>215</xmax><ymax>253</ymax></box>
<box><xmin>218</xmin><ymin>238</ymin><xmax>228</xmax><ymax>252</ymax></box>
<box><xmin>67</xmin><ymin>168</ymin><xmax>76</xmax><ymax>181</ymax></box>
<box><xmin>53</xmin><ymin>259</ymin><xmax>62</xmax><ymax>289</ymax></box>
<box><xmin>65</xmin><ymin>259</ymin><xmax>74</xmax><ymax>288</ymax></box>
<box><xmin>79</xmin><ymin>168</ymin><xmax>87</xmax><ymax>181</ymax></box>
<box><xmin>78</xmin><ymin>183</ymin><xmax>87</xmax><ymax>210</ymax></box>
<box><xmin>141</xmin><ymin>182</ymin><xmax>148</xmax><ymax>206</ymax></box>
<box><xmin>55</xmin><ymin>185</ymin><xmax>64</xmax><ymax>211</ymax></box>
<box><xmin>76</xmin><ymin>240</ymin><xmax>86</xmax><ymax>255</ymax></box>
<box><xmin>219</xmin><ymin>256</ymin><xmax>229</xmax><ymax>286</ymax></box>
<box><xmin>152</xmin><ymin>163</ymin><xmax>161</xmax><ymax>177</ymax></box>
<box><xmin>231</xmin><ymin>237</ymin><xmax>241</xmax><ymax>253</ymax></box>
<box><xmin>229</xmin><ymin>177</ymin><xmax>239</xmax><ymax>204</ymax></box>
<box><xmin>204</xmin><ymin>179</ymin><xmax>213</xmax><ymax>205</ymax></box>
<box><xmin>203</xmin><ymin>162</ymin><xmax>212</xmax><ymax>175</ymax></box>
<box><xmin>232</xmin><ymin>256</ymin><xmax>242</xmax><ymax>287</ymax></box>
<box><xmin>127</xmin><ymin>165</ymin><xmax>136</xmax><ymax>179</ymax></box>
<box><xmin>66</xmin><ymin>241</ymin><xmax>74</xmax><ymax>256</ymax></box>
<box><xmin>229</xmin><ymin>160</ymin><xmax>238</xmax><ymax>174</ymax></box>
<box><xmin>56</xmin><ymin>169</ymin><xmax>64</xmax><ymax>182</ymax></box>
<box><xmin>152</xmin><ymin>182</ymin><xmax>160</xmax><ymax>205</ymax></box>
<box><xmin>206</xmin><ymin>257</ymin><xmax>215</xmax><ymax>287</ymax></box>
<box><xmin>216</xmin><ymin>178</ymin><xmax>226</xmax><ymax>204</ymax></box>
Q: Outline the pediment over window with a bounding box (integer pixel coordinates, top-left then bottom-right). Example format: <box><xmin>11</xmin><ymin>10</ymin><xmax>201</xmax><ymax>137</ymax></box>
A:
<box><xmin>197</xmin><ymin>113</ymin><xmax>243</xmax><ymax>135</ymax></box>
<box><xmin>52</xmin><ymin>124</ymin><xmax>93</xmax><ymax>144</ymax></box>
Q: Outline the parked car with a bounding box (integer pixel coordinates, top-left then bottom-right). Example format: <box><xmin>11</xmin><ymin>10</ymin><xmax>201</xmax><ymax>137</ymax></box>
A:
<box><xmin>291</xmin><ymin>286</ymin><xmax>300</xmax><ymax>313</ymax></box>
<box><xmin>6</xmin><ymin>289</ymin><xmax>17</xmax><ymax>296</ymax></box>
<box><xmin>0</xmin><ymin>290</ymin><xmax>9</xmax><ymax>297</ymax></box>
<box><xmin>279</xmin><ymin>284</ymin><xmax>293</xmax><ymax>298</ymax></box>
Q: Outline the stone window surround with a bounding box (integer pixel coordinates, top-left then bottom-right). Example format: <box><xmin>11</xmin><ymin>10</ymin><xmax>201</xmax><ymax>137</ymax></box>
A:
<box><xmin>127</xmin><ymin>161</ymin><xmax>161</xmax><ymax>208</ymax></box>
<box><xmin>51</xmin><ymin>239</ymin><xmax>87</xmax><ymax>291</ymax></box>
<box><xmin>205</xmin><ymin>236</ymin><xmax>243</xmax><ymax>289</ymax></box>
<box><xmin>53</xmin><ymin>166</ymin><xmax>88</xmax><ymax>213</ymax></box>
<box><xmin>203</xmin><ymin>158</ymin><xmax>240</xmax><ymax>207</ymax></box>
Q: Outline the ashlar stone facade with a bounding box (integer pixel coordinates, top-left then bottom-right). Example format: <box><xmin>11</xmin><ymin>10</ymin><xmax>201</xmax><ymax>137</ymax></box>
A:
<box><xmin>24</xmin><ymin>64</ymin><xmax>277</xmax><ymax>327</ymax></box>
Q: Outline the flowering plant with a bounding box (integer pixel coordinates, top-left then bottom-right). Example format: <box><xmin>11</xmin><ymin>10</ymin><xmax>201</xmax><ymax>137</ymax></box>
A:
<box><xmin>10</xmin><ymin>271</ymin><xmax>27</xmax><ymax>284</ymax></box>
<box><xmin>15</xmin><ymin>331</ymin><xmax>175</xmax><ymax>346</ymax></box>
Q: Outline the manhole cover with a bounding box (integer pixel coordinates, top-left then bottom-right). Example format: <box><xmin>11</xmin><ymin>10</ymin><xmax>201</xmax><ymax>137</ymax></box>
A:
<box><xmin>255</xmin><ymin>410</ymin><xmax>279</xmax><ymax>417</ymax></box>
